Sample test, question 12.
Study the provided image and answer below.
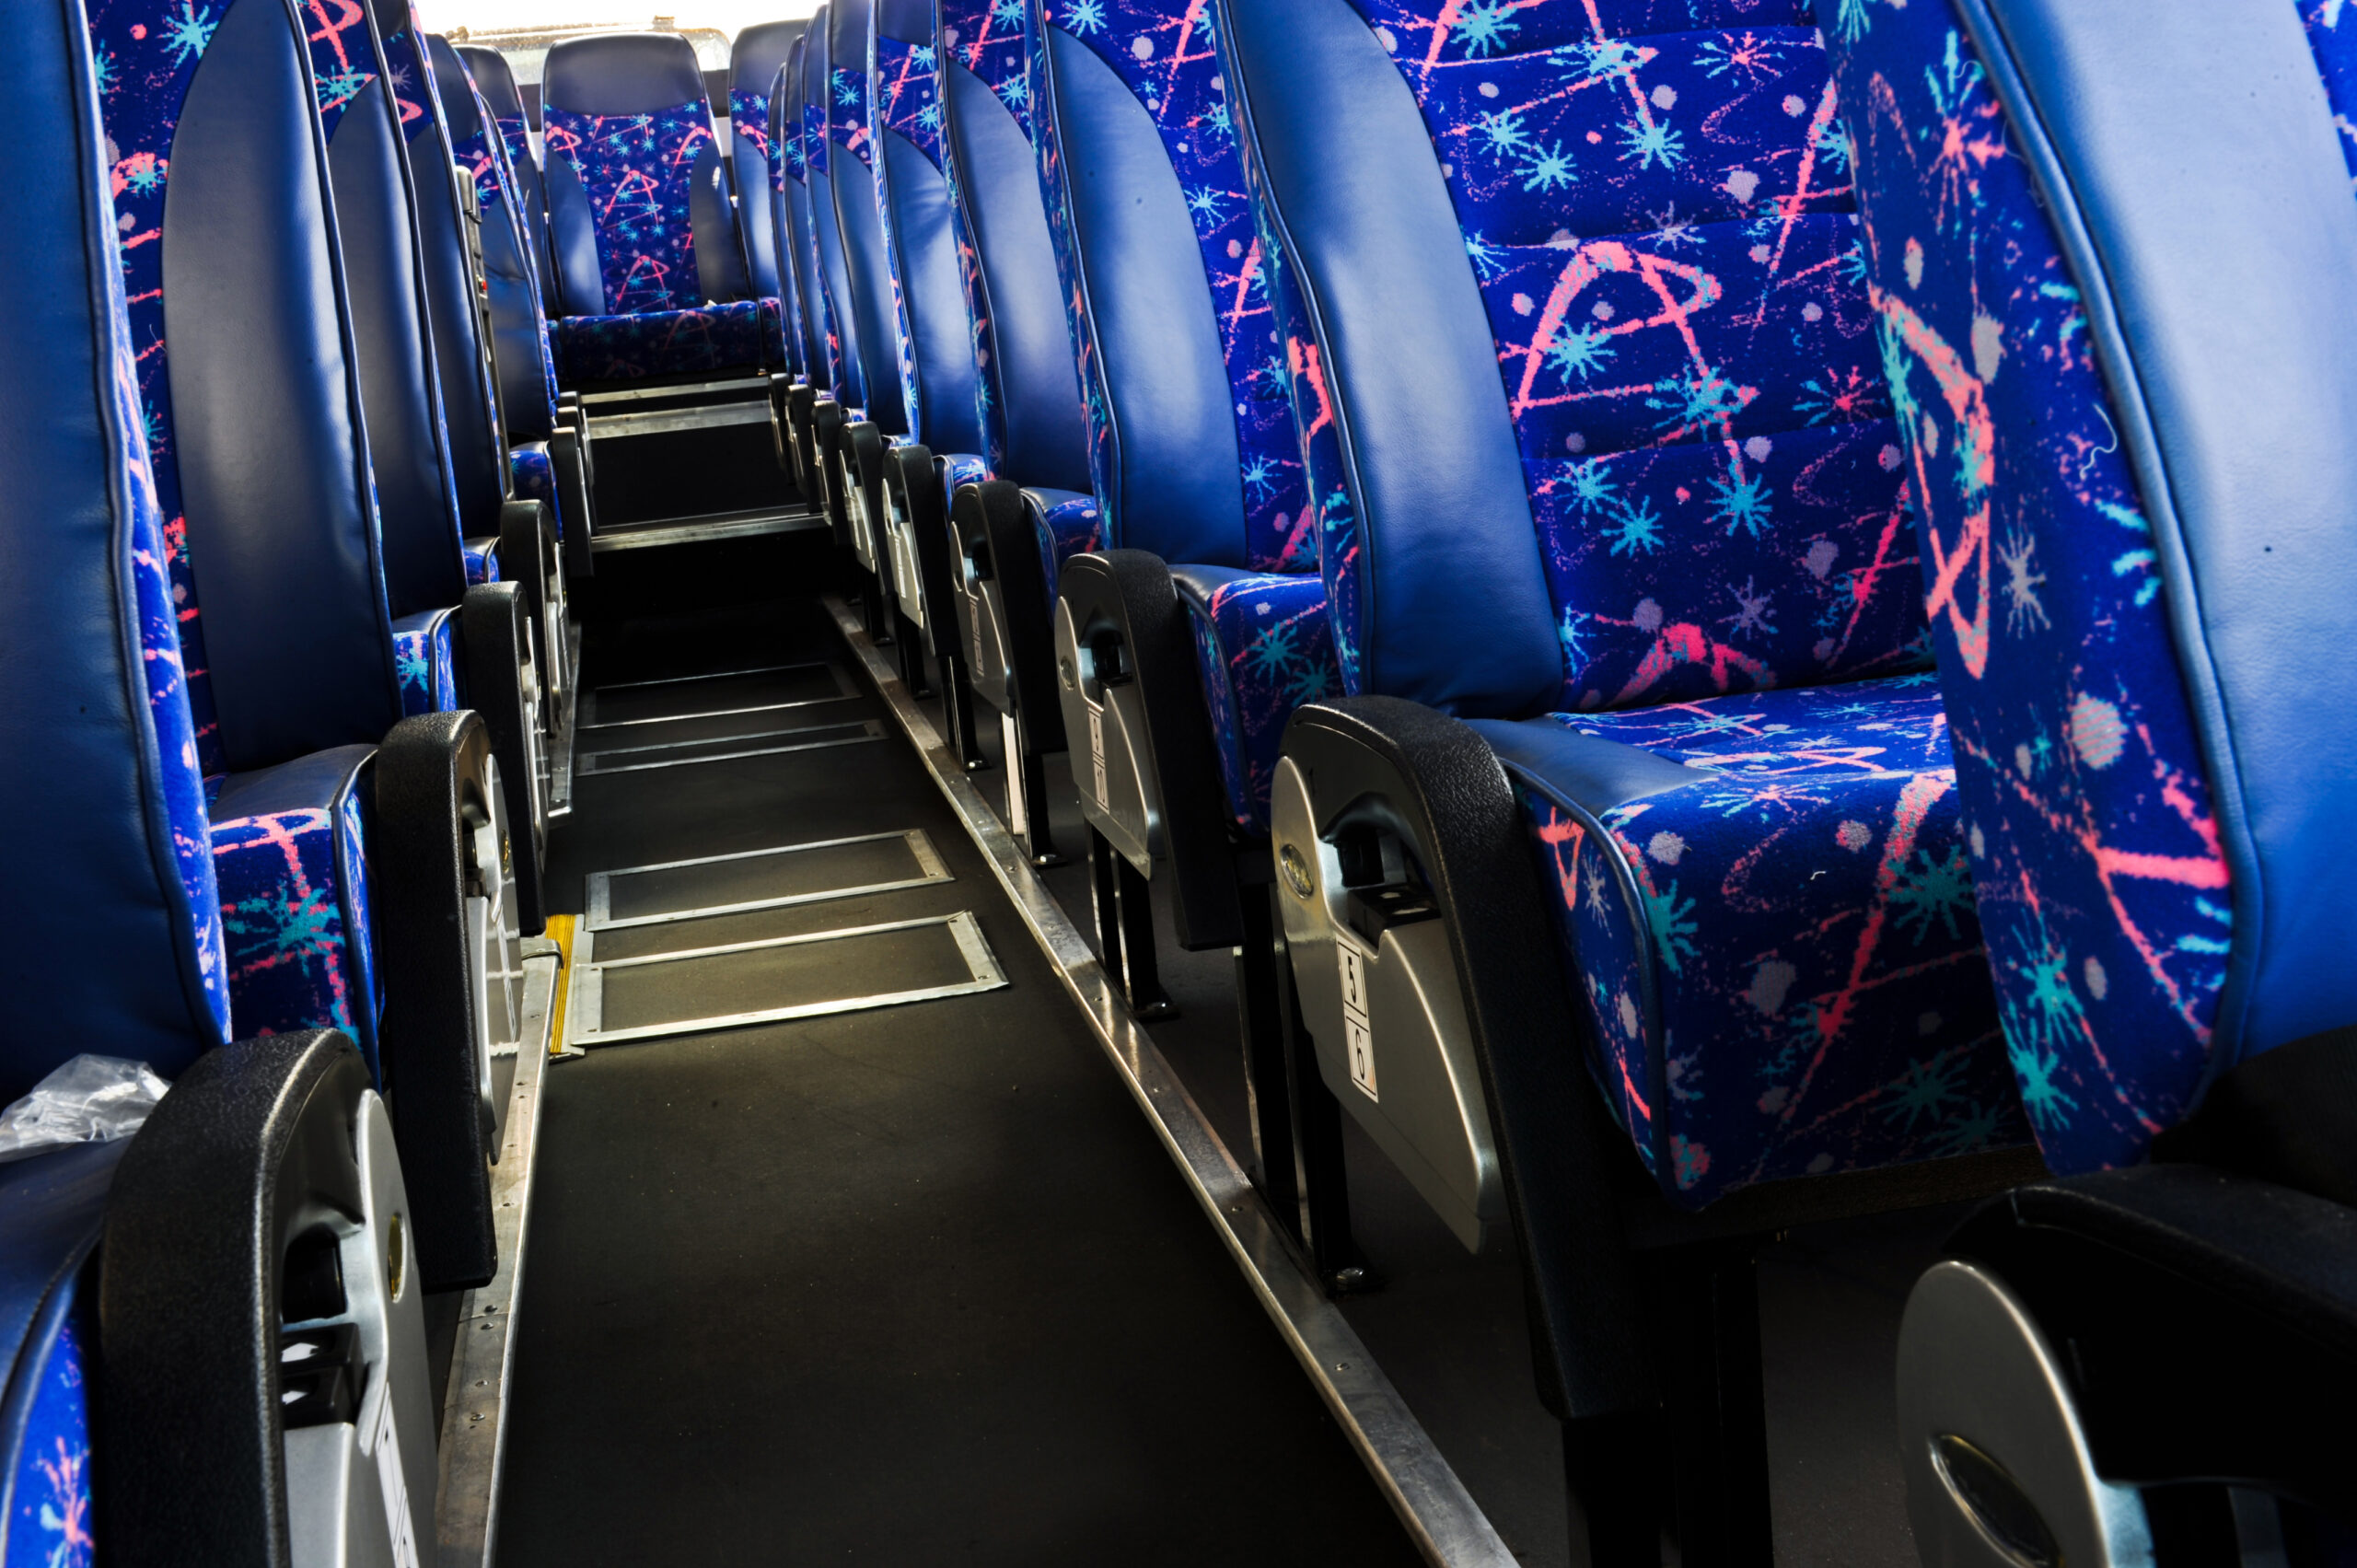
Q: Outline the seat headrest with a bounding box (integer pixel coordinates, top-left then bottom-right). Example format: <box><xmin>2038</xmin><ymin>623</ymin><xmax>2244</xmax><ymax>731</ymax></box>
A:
<box><xmin>425</xmin><ymin>35</ymin><xmax>487</xmax><ymax>143</ymax></box>
<box><xmin>731</xmin><ymin>19</ymin><xmax>804</xmax><ymax>89</ymax></box>
<box><xmin>458</xmin><ymin>43</ymin><xmax>526</xmax><ymax>120</ymax></box>
<box><xmin>543</xmin><ymin>31</ymin><xmax>708</xmax><ymax>117</ymax></box>
<box><xmin>877</xmin><ymin>0</ymin><xmax>930</xmax><ymax>44</ymax></box>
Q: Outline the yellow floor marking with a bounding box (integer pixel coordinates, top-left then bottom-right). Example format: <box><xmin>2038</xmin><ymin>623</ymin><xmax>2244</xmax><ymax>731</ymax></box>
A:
<box><xmin>546</xmin><ymin>912</ymin><xmax>577</xmax><ymax>1054</ymax></box>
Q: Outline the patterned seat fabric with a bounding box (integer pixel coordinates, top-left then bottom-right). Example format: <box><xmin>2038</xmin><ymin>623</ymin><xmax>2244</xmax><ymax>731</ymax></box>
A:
<box><xmin>935</xmin><ymin>0</ymin><xmax>1092</xmax><ymax>490</ymax></box>
<box><xmin>459</xmin><ymin>42</ymin><xmax>560</xmax><ymax>308</ymax></box>
<box><xmin>1028</xmin><ymin>0</ymin><xmax>1337</xmax><ymax>830</ymax></box>
<box><xmin>872</xmin><ymin>0</ymin><xmax>985</xmax><ymax>459</ymax></box>
<box><xmin>1218</xmin><ymin>0</ymin><xmax>2031</xmax><ymax>1203</ymax></box>
<box><xmin>543</xmin><ymin>33</ymin><xmax>773</xmax><ymax>382</ymax></box>
<box><xmin>731</xmin><ymin>20</ymin><xmax>807</xmax><ymax>301</ymax></box>
<box><xmin>87</xmin><ymin>0</ymin><xmax>410</xmax><ymax>1051</ymax></box>
<box><xmin>1824</xmin><ymin>2</ymin><xmax>2357</xmax><ymax>1173</ymax></box>
<box><xmin>773</xmin><ymin>32</ymin><xmax>829</xmax><ymax>383</ymax></box>
<box><xmin>435</xmin><ymin>36</ymin><xmax>567</xmax><ymax>449</ymax></box>
<box><xmin>820</xmin><ymin>1</ymin><xmax>910</xmax><ymax>431</ymax></box>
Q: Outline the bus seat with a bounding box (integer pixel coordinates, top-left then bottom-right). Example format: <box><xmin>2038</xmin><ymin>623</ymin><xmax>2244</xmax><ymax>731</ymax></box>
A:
<box><xmin>1021</xmin><ymin>0</ymin><xmax>1333</xmax><ymax>987</ymax></box>
<box><xmin>540</xmin><ymin>31</ymin><xmax>780</xmax><ymax>382</ymax></box>
<box><xmin>1222</xmin><ymin>0</ymin><xmax>2042</xmax><ymax>1549</ymax></box>
<box><xmin>730</xmin><ymin>19</ymin><xmax>807</xmax><ymax>301</ymax></box>
<box><xmin>1828</xmin><ymin>2</ymin><xmax>2357</xmax><ymax>1551</ymax></box>
<box><xmin>81</xmin><ymin>0</ymin><xmax>516</xmax><ymax>1289</ymax></box>
<box><xmin>459</xmin><ymin>41</ymin><xmax>559</xmax><ymax>308</ymax></box>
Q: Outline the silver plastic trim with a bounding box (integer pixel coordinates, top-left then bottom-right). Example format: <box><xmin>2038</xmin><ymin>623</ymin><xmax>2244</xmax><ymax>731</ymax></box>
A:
<box><xmin>822</xmin><ymin>595</ymin><xmax>1517</xmax><ymax>1568</ymax></box>
<box><xmin>575</xmin><ymin>720</ymin><xmax>885</xmax><ymax>776</ymax></box>
<box><xmin>433</xmin><ymin>941</ymin><xmax>563</xmax><ymax>1568</ymax></box>
<box><xmin>584</xmin><ymin>830</ymin><xmax>953</xmax><ymax>931</ymax></box>
<box><xmin>590</xmin><ymin>401</ymin><xmax>770</xmax><ymax>439</ymax></box>
<box><xmin>576</xmin><ymin>376</ymin><xmax>765</xmax><ymax>405</ymax></box>
<box><xmin>588</xmin><ymin>506</ymin><xmax>827</xmax><ymax>554</ymax></box>
<box><xmin>586</xmin><ymin>660</ymin><xmax>859</xmax><ymax>702</ymax></box>
<box><xmin>563</xmin><ymin>912</ymin><xmax>1007</xmax><ymax>1047</ymax></box>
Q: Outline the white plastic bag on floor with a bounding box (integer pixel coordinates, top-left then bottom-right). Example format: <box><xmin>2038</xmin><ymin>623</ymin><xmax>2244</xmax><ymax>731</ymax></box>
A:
<box><xmin>0</xmin><ymin>1053</ymin><xmax>169</xmax><ymax>1164</ymax></box>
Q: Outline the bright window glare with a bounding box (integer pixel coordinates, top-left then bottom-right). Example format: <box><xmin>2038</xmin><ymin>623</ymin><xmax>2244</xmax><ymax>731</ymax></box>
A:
<box><xmin>415</xmin><ymin>0</ymin><xmax>822</xmax><ymax>78</ymax></box>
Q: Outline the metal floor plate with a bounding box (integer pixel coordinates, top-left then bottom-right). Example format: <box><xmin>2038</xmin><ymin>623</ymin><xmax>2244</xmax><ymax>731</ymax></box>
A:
<box><xmin>575</xmin><ymin>719</ymin><xmax>884</xmax><ymax>776</ymax></box>
<box><xmin>563</xmin><ymin>912</ymin><xmax>1006</xmax><ymax>1048</ymax></box>
<box><xmin>582</xmin><ymin>661</ymin><xmax>858</xmax><ymax>727</ymax></box>
<box><xmin>586</xmin><ymin>830</ymin><xmax>952</xmax><ymax>932</ymax></box>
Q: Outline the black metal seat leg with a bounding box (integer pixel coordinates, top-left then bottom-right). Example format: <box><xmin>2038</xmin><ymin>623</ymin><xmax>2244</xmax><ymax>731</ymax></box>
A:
<box><xmin>1564</xmin><ymin>1411</ymin><xmax>1668</xmax><ymax>1568</ymax></box>
<box><xmin>1649</xmin><ymin>1242</ymin><xmax>1773</xmax><ymax>1567</ymax></box>
<box><xmin>1004</xmin><ymin>711</ymin><xmax>1064</xmax><ymax>866</ymax></box>
<box><xmin>1086</xmin><ymin>827</ymin><xmax>1177</xmax><ymax>1020</ymax></box>
<box><xmin>1263</xmin><ymin>887</ymin><xmax>1375</xmax><ymax>1293</ymax></box>
<box><xmin>937</xmin><ymin>652</ymin><xmax>988</xmax><ymax>771</ymax></box>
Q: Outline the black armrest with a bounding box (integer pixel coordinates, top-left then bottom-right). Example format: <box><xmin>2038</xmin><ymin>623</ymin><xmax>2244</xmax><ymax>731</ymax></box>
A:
<box><xmin>1280</xmin><ymin>697</ymin><xmax>1650</xmax><ymax>1419</ymax></box>
<box><xmin>1057</xmin><ymin>550</ymin><xmax>1246</xmax><ymax>950</ymax></box>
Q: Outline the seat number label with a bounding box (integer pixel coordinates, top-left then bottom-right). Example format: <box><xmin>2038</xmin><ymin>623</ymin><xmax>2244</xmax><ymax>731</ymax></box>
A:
<box><xmin>1088</xmin><ymin>710</ymin><xmax>1109</xmax><ymax>810</ymax></box>
<box><xmin>1337</xmin><ymin>937</ymin><xmax>1376</xmax><ymax>1101</ymax></box>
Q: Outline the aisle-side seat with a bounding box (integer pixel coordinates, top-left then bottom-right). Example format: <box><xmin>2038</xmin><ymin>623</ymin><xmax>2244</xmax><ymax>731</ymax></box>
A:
<box><xmin>387</xmin><ymin>20</ymin><xmax>577</xmax><ymax>736</ymax></box>
<box><xmin>1016</xmin><ymin>0</ymin><xmax>1336</xmax><ymax>1106</ymax></box>
<box><xmin>930</xmin><ymin>0</ymin><xmax>1092</xmax><ymax>778</ymax></box>
<box><xmin>1220</xmin><ymin>0</ymin><xmax>2038</xmax><ymax>1552</ymax></box>
<box><xmin>433</xmin><ymin>36</ymin><xmax>602</xmax><ymax>595</ymax></box>
<box><xmin>1829</xmin><ymin>0</ymin><xmax>2357</xmax><ymax>1551</ymax></box>
<box><xmin>765</xmin><ymin>35</ymin><xmax>826</xmax><ymax>494</ymax></box>
<box><xmin>301</xmin><ymin>0</ymin><xmax>554</xmax><ymax>930</ymax></box>
<box><xmin>730</xmin><ymin>19</ymin><xmax>807</xmax><ymax>302</ymax></box>
<box><xmin>2</xmin><ymin>24</ymin><xmax>443</xmax><ymax>1551</ymax></box>
<box><xmin>459</xmin><ymin>41</ymin><xmax>560</xmax><ymax>308</ymax></box>
<box><xmin>827</xmin><ymin>0</ymin><xmax>990</xmax><ymax>722</ymax></box>
<box><xmin>540</xmin><ymin>31</ymin><xmax>780</xmax><ymax>383</ymax></box>
<box><xmin>84</xmin><ymin>0</ymin><xmax>517</xmax><ymax>1290</ymax></box>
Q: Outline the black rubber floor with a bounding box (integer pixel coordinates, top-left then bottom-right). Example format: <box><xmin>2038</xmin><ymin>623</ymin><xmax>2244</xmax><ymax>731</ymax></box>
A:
<box><xmin>495</xmin><ymin>553</ymin><xmax>1423</xmax><ymax>1566</ymax></box>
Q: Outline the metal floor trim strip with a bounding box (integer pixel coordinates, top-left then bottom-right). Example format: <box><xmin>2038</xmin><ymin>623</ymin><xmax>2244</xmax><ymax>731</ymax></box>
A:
<box><xmin>821</xmin><ymin>595</ymin><xmax>1516</xmax><ymax>1568</ymax></box>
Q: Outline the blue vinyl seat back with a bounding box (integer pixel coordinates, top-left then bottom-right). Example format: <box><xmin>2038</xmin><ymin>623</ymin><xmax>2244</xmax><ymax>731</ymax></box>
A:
<box><xmin>769</xmin><ymin>52</ymin><xmax>816</xmax><ymax>379</ymax></box>
<box><xmin>432</xmin><ymin>34</ymin><xmax>563</xmax><ymax>445</ymax></box>
<box><xmin>1027</xmin><ymin>0</ymin><xmax>1311</xmax><ymax>572</ymax></box>
<box><xmin>303</xmin><ymin>0</ymin><xmax>470</xmax><ymax>620</ymax></box>
<box><xmin>381</xmin><ymin>4</ymin><xmax>511</xmax><ymax>534</ymax></box>
<box><xmin>1827</xmin><ymin>1</ymin><xmax>2357</xmax><ymax>1172</ymax></box>
<box><xmin>0</xmin><ymin>0</ymin><xmax>230</xmax><ymax>1092</ymax></box>
<box><xmin>732</xmin><ymin>19</ymin><xmax>807</xmax><ymax>299</ymax></box>
<box><xmin>871</xmin><ymin>0</ymin><xmax>983</xmax><ymax>453</ymax></box>
<box><xmin>806</xmin><ymin>6</ymin><xmax>870</xmax><ymax>406</ymax></box>
<box><xmin>936</xmin><ymin>0</ymin><xmax>1089</xmax><ymax>489</ymax></box>
<box><xmin>459</xmin><ymin>42</ymin><xmax>560</xmax><ymax>308</ymax></box>
<box><xmin>85</xmin><ymin>0</ymin><xmax>404</xmax><ymax>780</ymax></box>
<box><xmin>826</xmin><ymin>0</ymin><xmax>910</xmax><ymax>434</ymax></box>
<box><xmin>1220</xmin><ymin>0</ymin><xmax>2041</xmax><ymax>1205</ymax></box>
<box><xmin>540</xmin><ymin>32</ymin><xmax>750</xmax><ymax>316</ymax></box>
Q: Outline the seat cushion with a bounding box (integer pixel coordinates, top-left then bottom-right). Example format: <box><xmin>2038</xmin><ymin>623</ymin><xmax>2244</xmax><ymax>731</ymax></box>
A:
<box><xmin>1020</xmin><ymin>486</ymin><xmax>1100</xmax><ymax>601</ymax></box>
<box><xmin>207</xmin><ymin>746</ymin><xmax>383</xmax><ymax>1075</ymax></box>
<box><xmin>0</xmin><ymin>1141</ymin><xmax>115</xmax><ymax>1568</ymax></box>
<box><xmin>1172</xmin><ymin>566</ymin><xmax>1340</xmax><ymax>832</ymax></box>
<box><xmin>390</xmin><ymin>608</ymin><xmax>458</xmax><ymax>718</ymax></box>
<box><xmin>1473</xmin><ymin>675</ymin><xmax>2029</xmax><ymax>1207</ymax></box>
<box><xmin>554</xmin><ymin>298</ymin><xmax>784</xmax><ymax>382</ymax></box>
<box><xmin>509</xmin><ymin>444</ymin><xmax>563</xmax><ymax>542</ymax></box>
<box><xmin>462</xmin><ymin>538</ymin><xmax>500</xmax><ymax>587</ymax></box>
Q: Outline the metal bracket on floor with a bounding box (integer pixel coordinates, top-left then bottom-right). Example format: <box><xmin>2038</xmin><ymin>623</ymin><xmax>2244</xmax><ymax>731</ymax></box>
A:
<box><xmin>433</xmin><ymin>939</ymin><xmax>563</xmax><ymax>1568</ymax></box>
<box><xmin>821</xmin><ymin>594</ymin><xmax>1516</xmax><ymax>1568</ymax></box>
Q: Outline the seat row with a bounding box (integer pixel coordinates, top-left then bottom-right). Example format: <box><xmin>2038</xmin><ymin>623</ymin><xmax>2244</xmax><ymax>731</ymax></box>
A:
<box><xmin>702</xmin><ymin>0</ymin><xmax>2357</xmax><ymax>1554</ymax></box>
<box><xmin>0</xmin><ymin>0</ymin><xmax>601</xmax><ymax>1556</ymax></box>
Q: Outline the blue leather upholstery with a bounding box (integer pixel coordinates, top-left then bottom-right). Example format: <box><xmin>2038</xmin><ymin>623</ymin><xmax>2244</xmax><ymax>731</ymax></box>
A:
<box><xmin>90</xmin><ymin>0</ymin><xmax>406</xmax><ymax>779</ymax></box>
<box><xmin>1829</xmin><ymin>0</ymin><xmax>2357</xmax><ymax>1170</ymax></box>
<box><xmin>777</xmin><ymin>34</ymin><xmax>832</xmax><ymax>382</ymax></box>
<box><xmin>807</xmin><ymin>6</ymin><xmax>870</xmax><ymax>409</ymax></box>
<box><xmin>766</xmin><ymin>58</ymin><xmax>809</xmax><ymax>378</ymax></box>
<box><xmin>937</xmin><ymin>0</ymin><xmax>1089</xmax><ymax>488</ymax></box>
<box><xmin>731</xmin><ymin>20</ymin><xmax>807</xmax><ymax>299</ymax></box>
<box><xmin>0</xmin><ymin>0</ymin><xmax>230</xmax><ymax>1090</ymax></box>
<box><xmin>873</xmin><ymin>0</ymin><xmax>984</xmax><ymax>454</ymax></box>
<box><xmin>381</xmin><ymin>6</ymin><xmax>511</xmax><ymax>536</ymax></box>
<box><xmin>458</xmin><ymin>43</ymin><xmax>558</xmax><ymax>307</ymax></box>
<box><xmin>430</xmin><ymin>34</ymin><xmax>562</xmax><ymax>446</ymax></box>
<box><xmin>305</xmin><ymin>0</ymin><xmax>472</xmax><ymax>621</ymax></box>
<box><xmin>541</xmin><ymin>31</ymin><xmax>773</xmax><ymax>380</ymax></box>
<box><xmin>828</xmin><ymin>0</ymin><xmax>908</xmax><ymax>434</ymax></box>
<box><xmin>1026</xmin><ymin>0</ymin><xmax>1332</xmax><ymax>831</ymax></box>
<box><xmin>1221</xmin><ymin>0</ymin><xmax>2032</xmax><ymax>1205</ymax></box>
<box><xmin>0</xmin><ymin>1143</ymin><xmax>119</xmax><ymax>1568</ymax></box>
